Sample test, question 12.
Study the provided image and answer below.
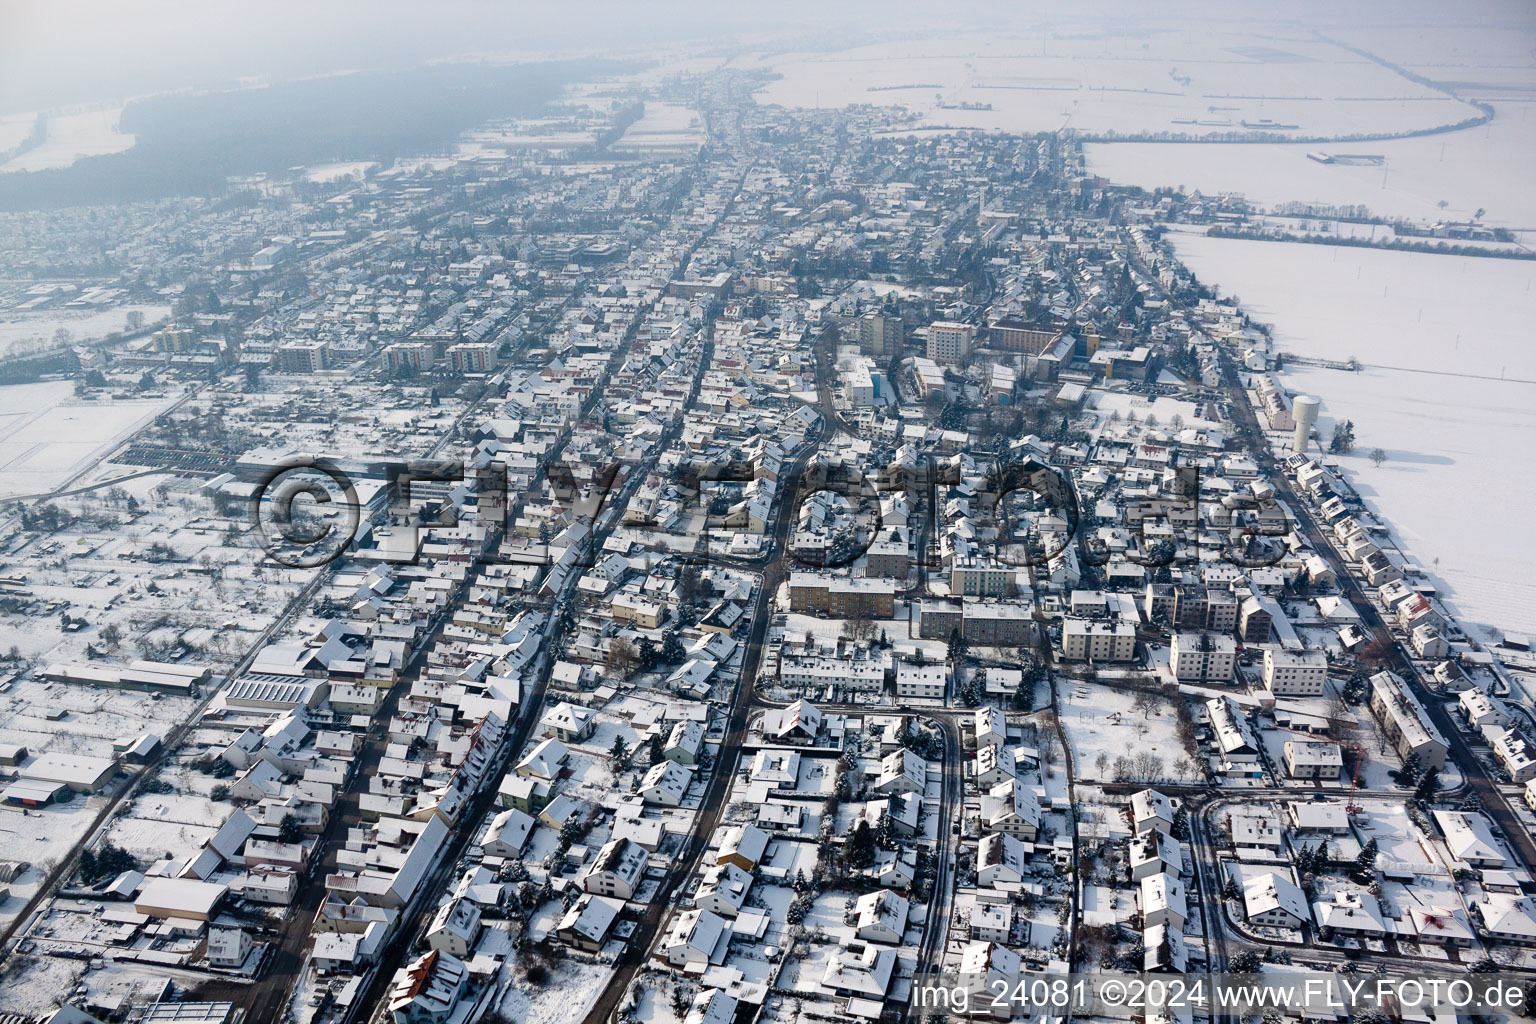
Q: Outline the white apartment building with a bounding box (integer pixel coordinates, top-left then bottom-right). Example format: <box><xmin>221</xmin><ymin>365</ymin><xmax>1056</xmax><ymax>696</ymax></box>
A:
<box><xmin>1263</xmin><ymin>648</ymin><xmax>1328</xmax><ymax>696</ymax></box>
<box><xmin>1061</xmin><ymin>618</ymin><xmax>1136</xmax><ymax>662</ymax></box>
<box><xmin>1169</xmin><ymin>632</ymin><xmax>1236</xmax><ymax>683</ymax></box>
<box><xmin>895</xmin><ymin>660</ymin><xmax>948</xmax><ymax>700</ymax></box>
<box><xmin>926</xmin><ymin>321</ymin><xmax>976</xmax><ymax>364</ymax></box>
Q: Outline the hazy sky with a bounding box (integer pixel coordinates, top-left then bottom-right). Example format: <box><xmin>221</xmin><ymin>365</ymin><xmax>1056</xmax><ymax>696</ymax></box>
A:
<box><xmin>1</xmin><ymin>0</ymin><xmax>1531</xmax><ymax>115</ymax></box>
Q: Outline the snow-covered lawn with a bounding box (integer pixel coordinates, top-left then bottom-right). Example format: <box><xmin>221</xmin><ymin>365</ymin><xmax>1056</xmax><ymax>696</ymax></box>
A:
<box><xmin>499</xmin><ymin>957</ymin><xmax>614</xmax><ymax>1024</ymax></box>
<box><xmin>1058</xmin><ymin>680</ymin><xmax>1193</xmax><ymax>783</ymax></box>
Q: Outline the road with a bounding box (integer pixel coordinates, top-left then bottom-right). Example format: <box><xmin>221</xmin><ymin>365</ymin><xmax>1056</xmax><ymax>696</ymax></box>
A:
<box><xmin>579</xmin><ymin>410</ymin><xmax>827</xmax><ymax>1024</ymax></box>
<box><xmin>1213</xmin><ymin>347</ymin><xmax>1536</xmax><ymax>874</ymax></box>
<box><xmin>902</xmin><ymin>714</ymin><xmax>961</xmax><ymax>1024</ymax></box>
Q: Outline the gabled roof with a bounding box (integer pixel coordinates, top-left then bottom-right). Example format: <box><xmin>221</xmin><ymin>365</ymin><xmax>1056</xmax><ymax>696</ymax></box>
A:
<box><xmin>1243</xmin><ymin>871</ymin><xmax>1308</xmax><ymax>923</ymax></box>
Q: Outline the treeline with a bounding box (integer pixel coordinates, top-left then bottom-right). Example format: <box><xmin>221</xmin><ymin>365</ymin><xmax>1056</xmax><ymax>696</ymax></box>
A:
<box><xmin>1203</xmin><ymin>226</ymin><xmax>1536</xmax><ymax>261</ymax></box>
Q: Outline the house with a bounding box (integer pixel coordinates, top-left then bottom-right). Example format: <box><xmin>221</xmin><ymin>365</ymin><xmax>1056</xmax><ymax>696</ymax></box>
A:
<box><xmin>662</xmin><ymin>908</ymin><xmax>731</xmax><ymax>969</ymax></box>
<box><xmin>665</xmin><ymin>720</ymin><xmax>706</xmax><ymax>765</ymax></box>
<box><xmin>1369</xmin><ymin>671</ymin><xmax>1448</xmax><ymax>771</ymax></box>
<box><xmin>1242</xmin><ymin>872</ymin><xmax>1308</xmax><ymax>930</ymax></box>
<box><xmin>640</xmin><ymin>760</ymin><xmax>692</xmax><ymax>806</ymax></box>
<box><xmin>1313</xmin><ymin>892</ymin><xmax>1387</xmax><ymax>940</ymax></box>
<box><xmin>876</xmin><ymin>748</ymin><xmax>926</xmax><ymax>795</ymax></box>
<box><xmin>1287</xmin><ymin>800</ymin><xmax>1350</xmax><ymax>834</ymax></box>
<box><xmin>1460</xmin><ymin>689</ymin><xmax>1510</xmax><ymax>731</ymax></box>
<box><xmin>862</xmin><ymin>845</ymin><xmax>915</xmax><ymax>890</ymax></box>
<box><xmin>894</xmin><ymin>659</ymin><xmax>948</xmax><ymax>699</ymax></box>
<box><xmin>582</xmin><ymin>838</ymin><xmax>648</xmax><ymax>900</ymax></box>
<box><xmin>970</xmin><ymin>902</ymin><xmax>1012</xmax><ymax>944</ymax></box>
<box><xmin>134</xmin><ymin>878</ymin><xmax>228</xmax><ymax>922</ymax></box>
<box><xmin>541</xmin><ymin>702</ymin><xmax>595</xmax><ymax>743</ymax></box>
<box><xmin>206</xmin><ymin>926</ymin><xmax>252</xmax><ymax>968</ymax></box>
<box><xmin>694</xmin><ymin>863</ymin><xmax>753</xmax><ymax>918</ymax></box>
<box><xmin>958</xmin><ymin>941</ymin><xmax>1020</xmax><ymax>1018</ymax></box>
<box><xmin>1141</xmin><ymin>872</ymin><xmax>1187</xmax><ymax>929</ymax></box>
<box><xmin>425</xmin><ymin>899</ymin><xmax>481</xmax><ymax>958</ymax></box>
<box><xmin>763</xmin><ymin>699</ymin><xmax>823</xmax><ymax>743</ymax></box>
<box><xmin>973</xmin><ymin>707</ymin><xmax>1007</xmax><ymax>749</ymax></box>
<box><xmin>1130</xmin><ymin>789</ymin><xmax>1175</xmax><ymax>836</ymax></box>
<box><xmin>757</xmin><ymin>801</ymin><xmax>803</xmax><ymax>833</ymax></box>
<box><xmin>557</xmin><ymin>894</ymin><xmax>624</xmax><ymax>952</ymax></box>
<box><xmin>751</xmin><ymin>749</ymin><xmax>801</xmax><ymax>787</ymax></box>
<box><xmin>515</xmin><ymin>738</ymin><xmax>568</xmax><ymax>780</ymax></box>
<box><xmin>977</xmin><ymin>832</ymin><xmax>1028</xmax><ymax>887</ymax></box>
<box><xmin>1472</xmin><ymin>894</ymin><xmax>1536</xmax><ymax>946</ymax></box>
<box><xmin>717</xmin><ymin>825</ymin><xmax>771</xmax><ymax>871</ymax></box>
<box><xmin>1205</xmin><ymin>697</ymin><xmax>1261</xmax><ymax>772</ymax></box>
<box><xmin>498</xmin><ymin>774</ymin><xmax>551</xmax><ymax>812</ymax></box>
<box><xmin>1263</xmin><ymin>649</ymin><xmax>1327</xmax><ymax>696</ymax></box>
<box><xmin>822</xmin><ymin>941</ymin><xmax>897</xmax><ymax>999</ymax></box>
<box><xmin>1144</xmin><ymin>921</ymin><xmax>1188</xmax><ymax>973</ymax></box>
<box><xmin>538</xmin><ymin>795</ymin><xmax>587</xmax><ymax>831</ymax></box>
<box><xmin>980</xmin><ymin>780</ymin><xmax>1041</xmax><ymax>841</ymax></box>
<box><xmin>1489</xmin><ymin>727</ymin><xmax>1536</xmax><ymax>784</ymax></box>
<box><xmin>1130</xmin><ymin>829</ymin><xmax>1182</xmax><ymax>881</ymax></box>
<box><xmin>684</xmin><ymin>990</ymin><xmax>739</xmax><ymax>1024</ymax></box>
<box><xmin>1406</xmin><ymin>906</ymin><xmax>1476</xmax><ymax>948</ymax></box>
<box><xmin>229</xmin><ymin>760</ymin><xmax>284</xmax><ymax>802</ymax></box>
<box><xmin>481</xmin><ymin>808</ymin><xmax>534</xmax><ymax>857</ymax></box>
<box><xmin>1230</xmin><ymin>813</ymin><xmax>1283</xmax><ymax>851</ymax></box>
<box><xmin>854</xmin><ymin>889</ymin><xmax>910</xmax><ymax>944</ymax></box>
<box><xmin>972</xmin><ymin>743</ymin><xmax>1015</xmax><ymax>787</ymax></box>
<box><xmin>387</xmin><ymin>949</ymin><xmax>467</xmax><ymax>1024</ymax></box>
<box><xmin>1432</xmin><ymin>810</ymin><xmax>1506</xmax><ymax>868</ymax></box>
<box><xmin>1283</xmin><ymin>740</ymin><xmax>1343</xmax><ymax>780</ymax></box>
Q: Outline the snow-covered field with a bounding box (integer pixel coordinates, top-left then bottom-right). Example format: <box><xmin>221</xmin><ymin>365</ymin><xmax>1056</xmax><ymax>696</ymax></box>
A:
<box><xmin>302</xmin><ymin>160</ymin><xmax>377</xmax><ymax>183</ymax></box>
<box><xmin>0</xmin><ymin>381</ymin><xmax>184</xmax><ymax>498</ymax></box>
<box><xmin>611</xmin><ymin>102</ymin><xmax>705</xmax><ymax>155</ymax></box>
<box><xmin>742</xmin><ymin>29</ymin><xmax>1469</xmax><ymax>139</ymax></box>
<box><xmin>0</xmin><ymin>304</ymin><xmax>170</xmax><ymax>358</ymax></box>
<box><xmin>0</xmin><ymin>106</ymin><xmax>136</xmax><ymax>174</ymax></box>
<box><xmin>1171</xmin><ymin>232</ymin><xmax>1536</xmax><ymax>638</ymax></box>
<box><xmin>1087</xmin><ymin>103</ymin><xmax>1536</xmax><ymax>228</ymax></box>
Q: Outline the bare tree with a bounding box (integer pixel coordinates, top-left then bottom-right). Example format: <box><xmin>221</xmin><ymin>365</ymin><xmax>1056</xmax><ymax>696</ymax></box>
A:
<box><xmin>606</xmin><ymin>638</ymin><xmax>640</xmax><ymax>680</ymax></box>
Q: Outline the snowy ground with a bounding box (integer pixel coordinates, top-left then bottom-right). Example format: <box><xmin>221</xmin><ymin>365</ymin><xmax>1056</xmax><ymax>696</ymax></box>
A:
<box><xmin>741</xmin><ymin>27</ymin><xmax>1469</xmax><ymax>139</ymax></box>
<box><xmin>1058</xmin><ymin>680</ymin><xmax>1193</xmax><ymax>783</ymax></box>
<box><xmin>611</xmin><ymin>103</ymin><xmax>705</xmax><ymax>155</ymax></box>
<box><xmin>0</xmin><ymin>380</ymin><xmax>185</xmax><ymax>498</ymax></box>
<box><xmin>1087</xmin><ymin>103</ymin><xmax>1536</xmax><ymax>229</ymax></box>
<box><xmin>0</xmin><ymin>304</ymin><xmax>170</xmax><ymax>358</ymax></box>
<box><xmin>498</xmin><ymin>957</ymin><xmax>614</xmax><ymax>1024</ymax></box>
<box><xmin>0</xmin><ymin>105</ymin><xmax>135</xmax><ymax>174</ymax></box>
<box><xmin>1170</xmin><ymin>232</ymin><xmax>1536</xmax><ymax>639</ymax></box>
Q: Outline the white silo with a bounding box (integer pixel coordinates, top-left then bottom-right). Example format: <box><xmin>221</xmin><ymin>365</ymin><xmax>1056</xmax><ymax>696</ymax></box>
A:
<box><xmin>1292</xmin><ymin>395</ymin><xmax>1321</xmax><ymax>453</ymax></box>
